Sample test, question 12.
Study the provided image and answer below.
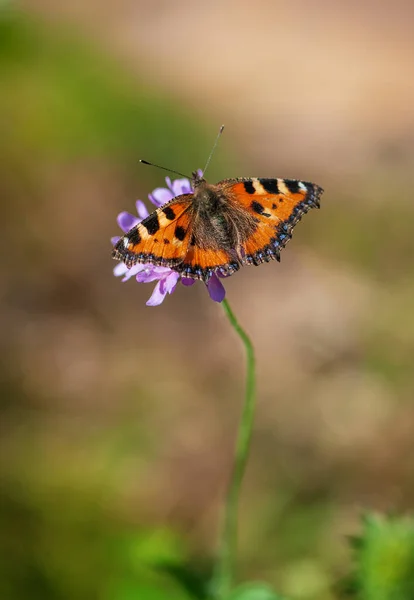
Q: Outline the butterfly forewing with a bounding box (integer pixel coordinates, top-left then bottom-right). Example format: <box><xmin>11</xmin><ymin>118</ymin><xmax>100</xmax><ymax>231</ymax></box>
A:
<box><xmin>113</xmin><ymin>194</ymin><xmax>194</xmax><ymax>268</ymax></box>
<box><xmin>220</xmin><ymin>177</ymin><xmax>323</xmax><ymax>266</ymax></box>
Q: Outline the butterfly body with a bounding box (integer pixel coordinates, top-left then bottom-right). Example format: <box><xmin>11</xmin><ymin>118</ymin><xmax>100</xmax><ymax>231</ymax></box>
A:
<box><xmin>189</xmin><ymin>176</ymin><xmax>259</xmax><ymax>252</ymax></box>
<box><xmin>113</xmin><ymin>172</ymin><xmax>323</xmax><ymax>283</ymax></box>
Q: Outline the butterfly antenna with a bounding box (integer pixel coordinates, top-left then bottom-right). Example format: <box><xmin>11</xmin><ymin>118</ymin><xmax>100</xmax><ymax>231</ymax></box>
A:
<box><xmin>202</xmin><ymin>124</ymin><xmax>224</xmax><ymax>176</ymax></box>
<box><xmin>139</xmin><ymin>160</ymin><xmax>190</xmax><ymax>179</ymax></box>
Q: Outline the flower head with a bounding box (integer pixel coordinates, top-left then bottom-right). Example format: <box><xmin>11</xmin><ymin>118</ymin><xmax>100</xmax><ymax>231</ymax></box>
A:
<box><xmin>112</xmin><ymin>173</ymin><xmax>226</xmax><ymax>306</ymax></box>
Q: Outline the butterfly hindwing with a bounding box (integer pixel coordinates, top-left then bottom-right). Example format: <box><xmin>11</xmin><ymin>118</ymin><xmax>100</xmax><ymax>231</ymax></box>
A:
<box><xmin>113</xmin><ymin>194</ymin><xmax>194</xmax><ymax>268</ymax></box>
<box><xmin>221</xmin><ymin>177</ymin><xmax>323</xmax><ymax>265</ymax></box>
<box><xmin>179</xmin><ymin>245</ymin><xmax>240</xmax><ymax>281</ymax></box>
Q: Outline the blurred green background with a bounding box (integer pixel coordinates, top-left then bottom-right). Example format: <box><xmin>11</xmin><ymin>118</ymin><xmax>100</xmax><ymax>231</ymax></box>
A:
<box><xmin>1</xmin><ymin>2</ymin><xmax>414</xmax><ymax>599</ymax></box>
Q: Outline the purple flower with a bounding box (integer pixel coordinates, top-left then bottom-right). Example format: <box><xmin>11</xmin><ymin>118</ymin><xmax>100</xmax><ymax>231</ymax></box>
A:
<box><xmin>112</xmin><ymin>174</ymin><xmax>226</xmax><ymax>306</ymax></box>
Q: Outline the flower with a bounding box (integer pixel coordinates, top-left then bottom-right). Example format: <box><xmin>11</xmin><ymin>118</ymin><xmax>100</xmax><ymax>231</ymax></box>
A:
<box><xmin>112</xmin><ymin>173</ymin><xmax>226</xmax><ymax>306</ymax></box>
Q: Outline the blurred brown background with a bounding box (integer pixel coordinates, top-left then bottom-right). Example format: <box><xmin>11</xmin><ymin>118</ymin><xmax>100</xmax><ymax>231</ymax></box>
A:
<box><xmin>1</xmin><ymin>1</ymin><xmax>414</xmax><ymax>598</ymax></box>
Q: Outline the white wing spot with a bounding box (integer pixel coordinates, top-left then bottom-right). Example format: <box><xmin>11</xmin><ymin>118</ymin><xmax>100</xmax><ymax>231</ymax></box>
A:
<box><xmin>277</xmin><ymin>180</ymin><xmax>289</xmax><ymax>196</ymax></box>
<box><xmin>252</xmin><ymin>179</ymin><xmax>267</xmax><ymax>194</ymax></box>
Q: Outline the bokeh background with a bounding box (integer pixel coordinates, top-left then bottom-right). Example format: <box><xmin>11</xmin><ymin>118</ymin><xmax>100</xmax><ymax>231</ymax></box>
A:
<box><xmin>2</xmin><ymin>2</ymin><xmax>414</xmax><ymax>598</ymax></box>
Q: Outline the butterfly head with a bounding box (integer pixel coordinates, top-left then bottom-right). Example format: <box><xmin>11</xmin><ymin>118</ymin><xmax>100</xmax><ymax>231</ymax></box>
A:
<box><xmin>191</xmin><ymin>170</ymin><xmax>206</xmax><ymax>188</ymax></box>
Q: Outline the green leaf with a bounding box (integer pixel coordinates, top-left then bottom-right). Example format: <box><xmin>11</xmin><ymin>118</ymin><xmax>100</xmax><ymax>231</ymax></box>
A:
<box><xmin>345</xmin><ymin>513</ymin><xmax>414</xmax><ymax>600</ymax></box>
<box><xmin>228</xmin><ymin>582</ymin><xmax>288</xmax><ymax>600</ymax></box>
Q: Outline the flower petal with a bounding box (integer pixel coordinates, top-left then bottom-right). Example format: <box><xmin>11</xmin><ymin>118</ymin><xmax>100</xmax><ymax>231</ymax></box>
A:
<box><xmin>146</xmin><ymin>280</ymin><xmax>167</xmax><ymax>306</ymax></box>
<box><xmin>113</xmin><ymin>262</ymin><xmax>145</xmax><ymax>282</ymax></box>
<box><xmin>149</xmin><ymin>187</ymin><xmax>174</xmax><ymax>207</ymax></box>
<box><xmin>117</xmin><ymin>211</ymin><xmax>139</xmax><ymax>233</ymax></box>
<box><xmin>136</xmin><ymin>272</ymin><xmax>161</xmax><ymax>284</ymax></box>
<box><xmin>161</xmin><ymin>272</ymin><xmax>179</xmax><ymax>295</ymax></box>
<box><xmin>170</xmin><ymin>178</ymin><xmax>193</xmax><ymax>196</ymax></box>
<box><xmin>135</xmin><ymin>200</ymin><xmax>149</xmax><ymax>220</ymax></box>
<box><xmin>151</xmin><ymin>266</ymin><xmax>175</xmax><ymax>276</ymax></box>
<box><xmin>120</xmin><ymin>263</ymin><xmax>146</xmax><ymax>282</ymax></box>
<box><xmin>111</xmin><ymin>236</ymin><xmax>120</xmax><ymax>246</ymax></box>
<box><xmin>136</xmin><ymin>268</ymin><xmax>164</xmax><ymax>283</ymax></box>
<box><xmin>181</xmin><ymin>277</ymin><xmax>195</xmax><ymax>287</ymax></box>
<box><xmin>113</xmin><ymin>262</ymin><xmax>128</xmax><ymax>277</ymax></box>
<box><xmin>136</xmin><ymin>266</ymin><xmax>173</xmax><ymax>283</ymax></box>
<box><xmin>207</xmin><ymin>273</ymin><xmax>226</xmax><ymax>303</ymax></box>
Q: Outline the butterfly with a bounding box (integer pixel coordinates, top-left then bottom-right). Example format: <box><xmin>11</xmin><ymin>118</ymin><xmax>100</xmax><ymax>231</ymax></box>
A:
<box><xmin>112</xmin><ymin>171</ymin><xmax>323</xmax><ymax>282</ymax></box>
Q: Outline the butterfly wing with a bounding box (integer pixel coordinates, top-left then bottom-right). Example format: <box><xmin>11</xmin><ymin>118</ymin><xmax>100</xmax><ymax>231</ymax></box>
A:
<box><xmin>112</xmin><ymin>194</ymin><xmax>194</xmax><ymax>268</ymax></box>
<box><xmin>220</xmin><ymin>177</ymin><xmax>323</xmax><ymax>265</ymax></box>
<box><xmin>179</xmin><ymin>244</ymin><xmax>240</xmax><ymax>281</ymax></box>
<box><xmin>113</xmin><ymin>177</ymin><xmax>323</xmax><ymax>283</ymax></box>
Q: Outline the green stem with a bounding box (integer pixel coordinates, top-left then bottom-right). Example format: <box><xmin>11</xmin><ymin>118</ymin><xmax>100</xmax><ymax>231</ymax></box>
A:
<box><xmin>211</xmin><ymin>298</ymin><xmax>257</xmax><ymax>599</ymax></box>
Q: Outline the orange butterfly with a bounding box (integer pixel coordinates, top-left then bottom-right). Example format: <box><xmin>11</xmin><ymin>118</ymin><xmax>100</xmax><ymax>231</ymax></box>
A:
<box><xmin>112</xmin><ymin>171</ymin><xmax>323</xmax><ymax>282</ymax></box>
